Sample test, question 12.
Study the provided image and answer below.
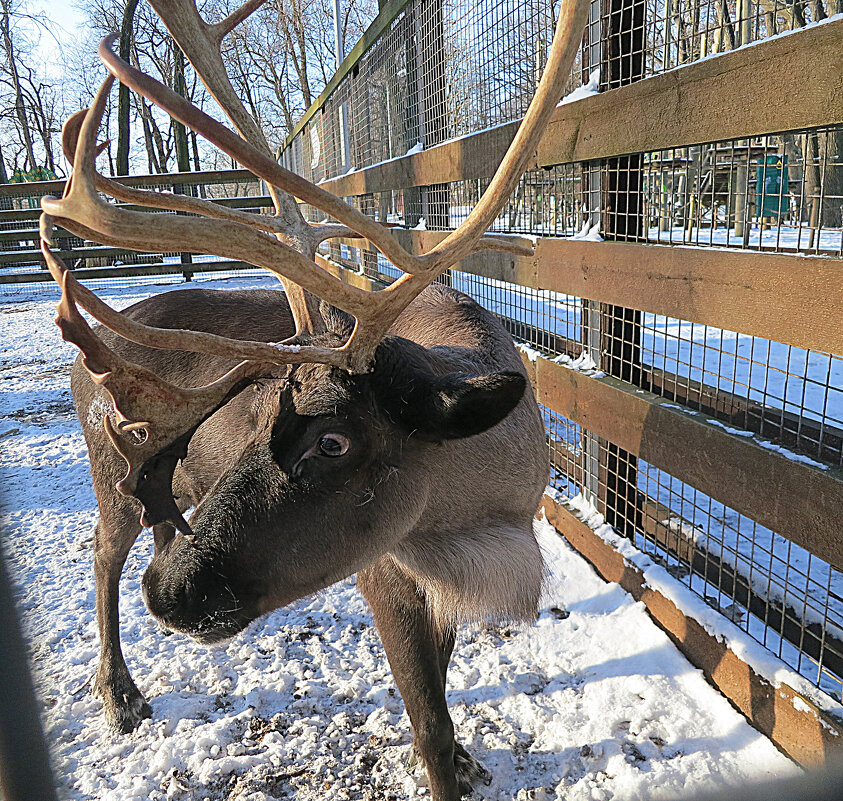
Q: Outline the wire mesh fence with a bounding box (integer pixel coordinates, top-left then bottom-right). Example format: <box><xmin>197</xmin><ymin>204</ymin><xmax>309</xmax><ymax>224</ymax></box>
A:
<box><xmin>290</xmin><ymin>0</ymin><xmax>843</xmax><ymax>704</ymax></box>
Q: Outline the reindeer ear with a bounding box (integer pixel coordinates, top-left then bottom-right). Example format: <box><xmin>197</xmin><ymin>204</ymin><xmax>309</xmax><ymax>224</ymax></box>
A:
<box><xmin>398</xmin><ymin>371</ymin><xmax>527</xmax><ymax>442</ymax></box>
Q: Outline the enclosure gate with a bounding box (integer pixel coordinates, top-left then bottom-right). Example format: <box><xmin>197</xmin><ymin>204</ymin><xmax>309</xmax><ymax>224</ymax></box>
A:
<box><xmin>281</xmin><ymin>0</ymin><xmax>843</xmax><ymax>766</ymax></box>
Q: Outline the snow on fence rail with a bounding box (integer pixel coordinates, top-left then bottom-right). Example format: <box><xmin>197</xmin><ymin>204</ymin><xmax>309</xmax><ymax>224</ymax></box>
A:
<box><xmin>280</xmin><ymin>0</ymin><xmax>843</xmax><ymax>766</ymax></box>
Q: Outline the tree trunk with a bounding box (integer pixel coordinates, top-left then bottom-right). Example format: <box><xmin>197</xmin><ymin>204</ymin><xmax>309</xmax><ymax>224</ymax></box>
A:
<box><xmin>0</xmin><ymin>0</ymin><xmax>37</xmax><ymax>170</ymax></box>
<box><xmin>116</xmin><ymin>0</ymin><xmax>140</xmax><ymax>175</ymax></box>
<box><xmin>819</xmin><ymin>129</ymin><xmax>843</xmax><ymax>228</ymax></box>
<box><xmin>171</xmin><ymin>38</ymin><xmax>191</xmax><ymax>173</ymax></box>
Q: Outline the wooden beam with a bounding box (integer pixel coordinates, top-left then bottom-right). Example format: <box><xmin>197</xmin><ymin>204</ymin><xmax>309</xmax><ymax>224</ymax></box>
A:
<box><xmin>540</xmin><ymin>493</ymin><xmax>843</xmax><ymax>767</ymax></box>
<box><xmin>0</xmin><ymin>245</ymin><xmax>136</xmax><ymax>266</ymax></box>
<box><xmin>533</xmin><ymin>355</ymin><xmax>843</xmax><ymax>571</ymax></box>
<box><xmin>533</xmin><ymin>240</ymin><xmax>843</xmax><ymax>356</ymax></box>
<box><xmin>320</xmin><ymin>119</ymin><xmax>521</xmax><ymax>199</ymax></box>
<box><xmin>0</xmin><ymin>260</ymin><xmax>254</xmax><ymax>284</ymax></box>
<box><xmin>537</xmin><ymin>16</ymin><xmax>843</xmax><ymax>167</ymax></box>
<box><xmin>319</xmin><ymin>19</ymin><xmax>843</xmax><ymax>196</ymax></box>
<box><xmin>0</xmin><ymin>169</ymin><xmax>256</xmax><ymax>199</ymax></box>
<box><xmin>355</xmin><ymin>229</ymin><xmax>843</xmax><ymax>357</ymax></box>
<box><xmin>0</xmin><ymin>195</ymin><xmax>272</xmax><ymax>225</ymax></box>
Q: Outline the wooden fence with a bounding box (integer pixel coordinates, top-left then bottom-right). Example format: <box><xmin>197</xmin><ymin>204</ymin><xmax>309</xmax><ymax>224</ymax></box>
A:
<box><xmin>281</xmin><ymin>0</ymin><xmax>843</xmax><ymax>768</ymax></box>
<box><xmin>0</xmin><ymin>169</ymin><xmax>265</xmax><ymax>284</ymax></box>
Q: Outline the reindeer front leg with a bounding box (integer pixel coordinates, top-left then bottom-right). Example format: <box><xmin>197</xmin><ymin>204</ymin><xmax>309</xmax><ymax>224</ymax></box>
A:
<box><xmin>358</xmin><ymin>558</ymin><xmax>489</xmax><ymax>800</ymax></box>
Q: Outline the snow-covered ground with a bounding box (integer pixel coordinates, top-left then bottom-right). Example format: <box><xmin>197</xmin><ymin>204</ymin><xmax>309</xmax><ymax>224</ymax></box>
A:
<box><xmin>0</xmin><ymin>274</ymin><xmax>799</xmax><ymax>800</ymax></box>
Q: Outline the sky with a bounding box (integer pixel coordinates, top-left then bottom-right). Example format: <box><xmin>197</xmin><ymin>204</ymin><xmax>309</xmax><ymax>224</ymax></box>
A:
<box><xmin>37</xmin><ymin>0</ymin><xmax>83</xmax><ymax>38</ymax></box>
<box><xmin>30</xmin><ymin>1</ymin><xmax>85</xmax><ymax>69</ymax></box>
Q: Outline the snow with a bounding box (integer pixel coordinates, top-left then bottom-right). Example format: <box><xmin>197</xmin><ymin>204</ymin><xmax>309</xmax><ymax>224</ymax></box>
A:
<box><xmin>405</xmin><ymin>141</ymin><xmax>424</xmax><ymax>156</ymax></box>
<box><xmin>552</xmin><ymin>351</ymin><xmax>606</xmax><ymax>378</ymax></box>
<box><xmin>516</xmin><ymin>343</ymin><xmax>541</xmax><ymax>363</ymax></box>
<box><xmin>412</xmin><ymin>217</ymin><xmax>427</xmax><ymax>231</ymax></box>
<box><xmin>560</xmin><ymin>493</ymin><xmax>843</xmax><ymax>720</ymax></box>
<box><xmin>648</xmin><ymin>223</ymin><xmax>842</xmax><ymax>253</ymax></box>
<box><xmin>705</xmin><ymin>419</ymin><xmax>830</xmax><ymax>469</ymax></box>
<box><xmin>557</xmin><ymin>69</ymin><xmax>601</xmax><ymax>107</ymax></box>
<box><xmin>567</xmin><ymin>216</ymin><xmax>603</xmax><ymax>242</ymax></box>
<box><xmin>0</xmin><ymin>273</ymin><xmax>799</xmax><ymax>800</ymax></box>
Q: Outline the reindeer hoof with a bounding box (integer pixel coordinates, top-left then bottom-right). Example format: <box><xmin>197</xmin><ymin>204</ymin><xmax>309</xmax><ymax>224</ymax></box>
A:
<box><xmin>94</xmin><ymin>675</ymin><xmax>152</xmax><ymax>734</ymax></box>
<box><xmin>407</xmin><ymin>741</ymin><xmax>492</xmax><ymax>795</ymax></box>
<box><xmin>454</xmin><ymin>742</ymin><xmax>492</xmax><ymax>794</ymax></box>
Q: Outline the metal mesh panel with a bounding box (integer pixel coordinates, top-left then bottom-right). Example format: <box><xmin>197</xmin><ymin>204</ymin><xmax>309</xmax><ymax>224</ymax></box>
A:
<box><xmin>288</xmin><ymin>0</ymin><xmax>828</xmax><ymax>186</ymax></box>
<box><xmin>365</xmin><ymin>124</ymin><xmax>843</xmax><ymax>254</ymax></box>
<box><xmin>331</xmin><ymin>259</ymin><xmax>841</xmax><ymax>698</ymax></box>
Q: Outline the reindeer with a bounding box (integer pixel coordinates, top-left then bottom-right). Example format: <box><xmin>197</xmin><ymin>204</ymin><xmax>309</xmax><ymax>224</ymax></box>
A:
<box><xmin>40</xmin><ymin>1</ymin><xmax>587</xmax><ymax>797</ymax></box>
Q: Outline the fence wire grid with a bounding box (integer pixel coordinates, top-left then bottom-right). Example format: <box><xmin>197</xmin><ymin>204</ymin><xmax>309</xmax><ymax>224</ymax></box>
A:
<box><xmin>290</xmin><ymin>0</ymin><xmax>843</xmax><ymax>702</ymax></box>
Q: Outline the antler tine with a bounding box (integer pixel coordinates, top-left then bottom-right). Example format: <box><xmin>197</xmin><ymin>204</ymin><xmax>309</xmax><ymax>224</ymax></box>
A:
<box><xmin>97</xmin><ymin>35</ymin><xmax>427</xmax><ymax>278</ymax></box>
<box><xmin>60</xmin><ymin>109</ymin><xmax>308</xmax><ymax>239</ymax></box>
<box><xmin>40</xmin><ymin>222</ymin><xmax>275</xmax><ymax>533</ymax></box>
<box><xmin>42</xmin><ymin>76</ymin><xmax>389</xmax><ymax>343</ymax></box>
<box><xmin>429</xmin><ymin>0</ymin><xmax>588</xmax><ymax>269</ymax></box>
<box><xmin>39</xmin><ymin>213</ymin><xmax>345</xmax><ymax>367</ymax></box>
<box><xmin>149</xmin><ymin>0</ymin><xmax>333</xmax><ymax>335</ymax></box>
<box><xmin>333</xmin><ymin>0</ymin><xmax>590</xmax><ymax>371</ymax></box>
<box><xmin>148</xmin><ymin>0</ymin><xmax>271</xmax><ymax>154</ymax></box>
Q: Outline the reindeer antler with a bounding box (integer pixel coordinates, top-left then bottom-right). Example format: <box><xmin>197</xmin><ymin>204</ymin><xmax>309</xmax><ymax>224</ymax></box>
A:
<box><xmin>40</xmin><ymin>0</ymin><xmax>588</xmax><ymax>523</ymax></box>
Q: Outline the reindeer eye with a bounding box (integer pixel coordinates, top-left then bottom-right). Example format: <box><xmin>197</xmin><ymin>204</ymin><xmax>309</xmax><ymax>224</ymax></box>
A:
<box><xmin>318</xmin><ymin>434</ymin><xmax>350</xmax><ymax>457</ymax></box>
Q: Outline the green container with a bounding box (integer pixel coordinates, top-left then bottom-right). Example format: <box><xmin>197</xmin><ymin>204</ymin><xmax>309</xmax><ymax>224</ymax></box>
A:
<box><xmin>755</xmin><ymin>154</ymin><xmax>788</xmax><ymax>219</ymax></box>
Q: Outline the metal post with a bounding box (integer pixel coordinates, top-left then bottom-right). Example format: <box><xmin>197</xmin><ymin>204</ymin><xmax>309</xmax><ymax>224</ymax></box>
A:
<box><xmin>333</xmin><ymin>0</ymin><xmax>351</xmax><ymax>175</ymax></box>
<box><xmin>597</xmin><ymin>0</ymin><xmax>646</xmax><ymax>537</ymax></box>
<box><xmin>581</xmin><ymin>0</ymin><xmax>603</xmax><ymax>510</ymax></box>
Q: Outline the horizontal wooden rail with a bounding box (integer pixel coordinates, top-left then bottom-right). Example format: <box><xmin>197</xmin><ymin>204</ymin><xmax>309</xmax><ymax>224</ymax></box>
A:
<box><xmin>357</xmin><ymin>235</ymin><xmax>843</xmax><ymax>464</ymax></box>
<box><xmin>521</xmin><ymin>352</ymin><xmax>843</xmax><ymax>571</ymax></box>
<box><xmin>0</xmin><ymin>195</ymin><xmax>271</xmax><ymax>225</ymax></box>
<box><xmin>0</xmin><ymin>260</ymin><xmax>254</xmax><ymax>285</ymax></box>
<box><xmin>0</xmin><ymin>169</ymin><xmax>256</xmax><ymax>199</ymax></box>
<box><xmin>533</xmin><ymin>240</ymin><xmax>843</xmax><ymax>357</ymax></box>
<box><xmin>0</xmin><ymin>227</ymin><xmax>73</xmax><ymax>243</ymax></box>
<box><xmin>380</xmin><ymin>229</ymin><xmax>843</xmax><ymax>357</ymax></box>
<box><xmin>0</xmin><ymin>245</ymin><xmax>136</xmax><ymax>266</ymax></box>
<box><xmin>540</xmin><ymin>493</ymin><xmax>843</xmax><ymax>767</ymax></box>
<box><xmin>319</xmin><ymin>18</ymin><xmax>843</xmax><ymax>196</ymax></box>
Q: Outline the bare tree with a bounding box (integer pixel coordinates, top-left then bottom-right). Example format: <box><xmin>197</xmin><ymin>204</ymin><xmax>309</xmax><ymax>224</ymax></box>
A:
<box><xmin>0</xmin><ymin>0</ymin><xmax>64</xmax><ymax>174</ymax></box>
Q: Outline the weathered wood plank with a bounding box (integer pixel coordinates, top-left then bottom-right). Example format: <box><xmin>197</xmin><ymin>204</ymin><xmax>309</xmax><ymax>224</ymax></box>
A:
<box><xmin>355</xmin><ymin>229</ymin><xmax>843</xmax><ymax>356</ymax></box>
<box><xmin>321</xmin><ymin>119</ymin><xmax>521</xmax><ymax>199</ymax></box>
<box><xmin>0</xmin><ymin>169</ymin><xmax>256</xmax><ymax>199</ymax></box>
<box><xmin>0</xmin><ymin>260</ymin><xmax>253</xmax><ymax>284</ymax></box>
<box><xmin>0</xmin><ymin>196</ymin><xmax>272</xmax><ymax>227</ymax></box>
<box><xmin>0</xmin><ymin>245</ymin><xmax>136</xmax><ymax>266</ymax></box>
<box><xmin>540</xmin><ymin>493</ymin><xmax>843</xmax><ymax>767</ymax></box>
<box><xmin>319</xmin><ymin>19</ymin><xmax>843</xmax><ymax>196</ymax></box>
<box><xmin>535</xmin><ymin>356</ymin><xmax>843</xmax><ymax>571</ymax></box>
<box><xmin>537</xmin><ymin>16</ymin><xmax>843</xmax><ymax>166</ymax></box>
<box><xmin>533</xmin><ymin>239</ymin><xmax>843</xmax><ymax>356</ymax></box>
